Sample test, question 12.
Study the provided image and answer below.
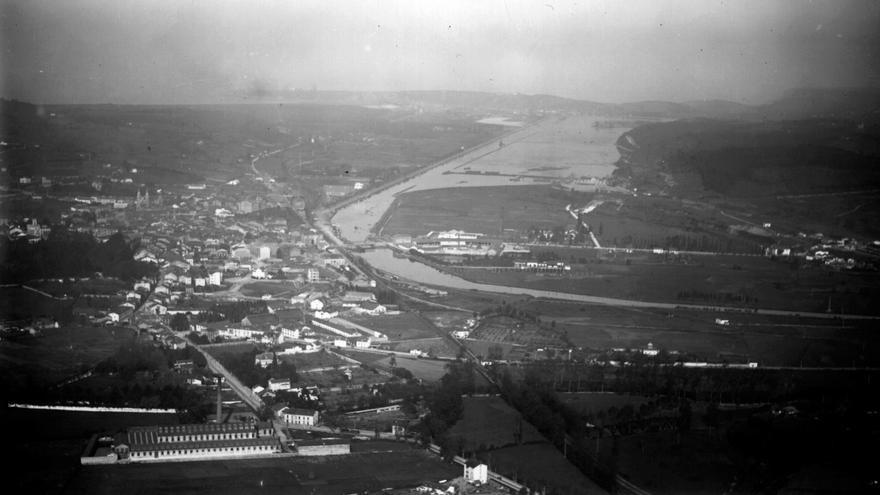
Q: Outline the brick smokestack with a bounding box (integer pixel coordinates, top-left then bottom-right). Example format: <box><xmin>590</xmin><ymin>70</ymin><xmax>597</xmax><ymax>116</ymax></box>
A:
<box><xmin>215</xmin><ymin>375</ymin><xmax>224</xmax><ymax>422</ymax></box>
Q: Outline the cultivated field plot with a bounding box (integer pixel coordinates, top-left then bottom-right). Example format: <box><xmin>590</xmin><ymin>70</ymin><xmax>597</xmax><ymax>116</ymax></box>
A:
<box><xmin>298</xmin><ymin>366</ymin><xmax>385</xmax><ymax>388</ymax></box>
<box><xmin>380</xmin><ymin>185</ymin><xmax>583</xmax><ymax>237</ymax></box>
<box><xmin>0</xmin><ymin>325</ymin><xmax>135</xmax><ymax>389</ymax></box>
<box><xmin>456</xmin><ymin>114</ymin><xmax>623</xmax><ymax>178</ymax></box>
<box><xmin>340</xmin><ymin>410</ymin><xmax>410</xmax><ymax>431</ymax></box>
<box><xmin>471</xmin><ymin>315</ymin><xmax>566</xmax><ymax>348</ymax></box>
<box><xmin>486</xmin><ymin>442</ymin><xmax>607</xmax><ymax>495</ymax></box>
<box><xmin>453</xmin><ymin>252</ymin><xmax>880</xmax><ymax>315</ymax></box>
<box><xmin>6</xmin><ymin>102</ymin><xmax>503</xmax><ymax>200</ymax></box>
<box><xmin>584</xmin><ymin>195</ymin><xmax>765</xmax><ymax>254</ymax></box>
<box><xmin>373</xmin><ymin>355</ymin><xmax>450</xmax><ymax>382</ymax></box>
<box><xmin>0</xmin><ymin>285</ymin><xmax>73</xmax><ymax>321</ymax></box>
<box><xmin>239</xmin><ymin>281</ymin><xmax>300</xmax><ymax>298</ymax></box>
<box><xmin>281</xmin><ymin>349</ymin><xmax>350</xmax><ymax>371</ymax></box>
<box><xmin>336</xmin><ymin>349</ymin><xmax>388</xmax><ymax>365</ymax></box>
<box><xmin>518</xmin><ymin>302</ymin><xmax>880</xmax><ymax>366</ymax></box>
<box><xmin>459</xmin><ymin>339</ymin><xmax>525</xmax><ymax>361</ymax></box>
<box><xmin>345</xmin><ymin>312</ymin><xmax>437</xmax><ymax>340</ymax></box>
<box><xmin>33</xmin><ymin>277</ymin><xmax>130</xmax><ymax>296</ymax></box>
<box><xmin>64</xmin><ymin>451</ymin><xmax>459</xmax><ymax>495</ymax></box>
<box><xmin>203</xmin><ymin>342</ymin><xmax>257</xmax><ymax>360</ymax></box>
<box><xmin>448</xmin><ymin>396</ymin><xmax>545</xmax><ymax>450</ymax></box>
<box><xmin>419</xmin><ymin>310</ymin><xmax>472</xmax><ymax>330</ymax></box>
<box><xmin>385</xmin><ymin>337</ymin><xmax>460</xmax><ymax>359</ymax></box>
<box><xmin>558</xmin><ymin>392</ymin><xmax>651</xmax><ymax>416</ymax></box>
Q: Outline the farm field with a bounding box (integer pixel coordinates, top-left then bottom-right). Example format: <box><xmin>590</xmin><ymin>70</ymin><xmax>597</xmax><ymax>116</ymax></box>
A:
<box><xmin>298</xmin><ymin>365</ymin><xmax>387</xmax><ymax>388</ymax></box>
<box><xmin>64</xmin><ymin>450</ymin><xmax>460</xmax><ymax>495</ymax></box>
<box><xmin>6</xmin><ymin>103</ymin><xmax>502</xmax><ymax>193</ymax></box>
<box><xmin>459</xmin><ymin>339</ymin><xmax>525</xmax><ymax>361</ymax></box>
<box><xmin>0</xmin><ymin>285</ymin><xmax>74</xmax><ymax>321</ymax></box>
<box><xmin>281</xmin><ymin>349</ymin><xmax>350</xmax><ymax>371</ymax></box>
<box><xmin>0</xmin><ymin>325</ymin><xmax>135</xmax><ymax>391</ymax></box>
<box><xmin>419</xmin><ymin>310</ymin><xmax>472</xmax><ymax>330</ymax></box>
<box><xmin>558</xmin><ymin>392</ymin><xmax>651</xmax><ymax>416</ymax></box>
<box><xmin>447</xmin><ymin>396</ymin><xmax>545</xmax><ymax>450</ymax></box>
<box><xmin>515</xmin><ymin>301</ymin><xmax>880</xmax><ymax>366</ymax></box>
<box><xmin>337</xmin><ymin>348</ymin><xmax>452</xmax><ymax>383</ymax></box>
<box><xmin>446</xmin><ymin>252</ymin><xmax>880</xmax><ymax>315</ymax></box>
<box><xmin>485</xmin><ymin>442</ymin><xmax>607</xmax><ymax>495</ymax></box>
<box><xmin>384</xmin><ymin>337</ymin><xmax>460</xmax><ymax>359</ymax></box>
<box><xmin>373</xmin><ymin>354</ymin><xmax>451</xmax><ymax>382</ymax></box>
<box><xmin>203</xmin><ymin>342</ymin><xmax>257</xmax><ymax>360</ymax></box>
<box><xmin>239</xmin><ymin>281</ymin><xmax>300</xmax><ymax>298</ymax></box>
<box><xmin>380</xmin><ymin>185</ymin><xmax>584</xmax><ymax>237</ymax></box>
<box><xmin>471</xmin><ymin>314</ymin><xmax>566</xmax><ymax>348</ymax></box>
<box><xmin>345</xmin><ymin>312</ymin><xmax>438</xmax><ymax>341</ymax></box>
<box><xmin>583</xmin><ymin>195</ymin><xmax>766</xmax><ymax>254</ymax></box>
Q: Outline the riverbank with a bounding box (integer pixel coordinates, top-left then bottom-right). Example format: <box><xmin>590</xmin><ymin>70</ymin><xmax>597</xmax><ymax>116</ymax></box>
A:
<box><xmin>330</xmin><ymin>124</ymin><xmax>542</xmax><ymax>243</ymax></box>
<box><xmin>359</xmin><ymin>248</ymin><xmax>880</xmax><ymax>320</ymax></box>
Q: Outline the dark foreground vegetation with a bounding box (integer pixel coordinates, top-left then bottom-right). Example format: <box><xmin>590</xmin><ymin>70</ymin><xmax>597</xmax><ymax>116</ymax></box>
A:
<box><xmin>0</xmin><ymin>230</ymin><xmax>157</xmax><ymax>283</ymax></box>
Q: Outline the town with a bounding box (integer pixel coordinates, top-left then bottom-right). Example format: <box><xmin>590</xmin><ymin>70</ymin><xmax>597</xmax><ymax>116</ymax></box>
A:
<box><xmin>4</xmin><ymin>2</ymin><xmax>880</xmax><ymax>495</ymax></box>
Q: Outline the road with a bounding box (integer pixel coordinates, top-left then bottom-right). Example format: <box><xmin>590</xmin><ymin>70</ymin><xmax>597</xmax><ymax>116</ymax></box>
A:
<box><xmin>184</xmin><ymin>334</ymin><xmax>265</xmax><ymax>412</ymax></box>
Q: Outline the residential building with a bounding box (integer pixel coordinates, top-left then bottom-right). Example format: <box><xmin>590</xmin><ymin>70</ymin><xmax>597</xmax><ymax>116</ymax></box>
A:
<box><xmin>464</xmin><ymin>460</ymin><xmax>488</xmax><ymax>484</ymax></box>
<box><xmin>255</xmin><ymin>352</ymin><xmax>274</xmax><ymax>368</ymax></box>
<box><xmin>280</xmin><ymin>407</ymin><xmax>319</xmax><ymax>426</ymax></box>
<box><xmin>268</xmin><ymin>377</ymin><xmax>291</xmax><ymax>391</ymax></box>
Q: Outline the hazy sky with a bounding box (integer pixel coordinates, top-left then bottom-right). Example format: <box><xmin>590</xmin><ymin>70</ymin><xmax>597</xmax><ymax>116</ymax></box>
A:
<box><xmin>2</xmin><ymin>0</ymin><xmax>879</xmax><ymax>104</ymax></box>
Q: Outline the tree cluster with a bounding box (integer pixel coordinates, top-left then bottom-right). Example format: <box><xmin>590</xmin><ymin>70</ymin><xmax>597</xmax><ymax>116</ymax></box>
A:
<box><xmin>1</xmin><ymin>230</ymin><xmax>158</xmax><ymax>282</ymax></box>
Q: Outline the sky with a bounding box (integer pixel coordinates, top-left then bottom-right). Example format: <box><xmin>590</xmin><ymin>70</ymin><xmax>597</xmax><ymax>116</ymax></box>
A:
<box><xmin>2</xmin><ymin>0</ymin><xmax>879</xmax><ymax>105</ymax></box>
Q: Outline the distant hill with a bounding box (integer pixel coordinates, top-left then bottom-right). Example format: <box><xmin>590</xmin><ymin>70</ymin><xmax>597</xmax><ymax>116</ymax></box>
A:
<box><xmin>237</xmin><ymin>86</ymin><xmax>880</xmax><ymax>122</ymax></box>
<box><xmin>617</xmin><ymin>118</ymin><xmax>880</xmax><ymax>198</ymax></box>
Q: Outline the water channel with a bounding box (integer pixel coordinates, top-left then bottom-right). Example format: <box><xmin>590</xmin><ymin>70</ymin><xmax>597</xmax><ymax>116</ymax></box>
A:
<box><xmin>331</xmin><ymin>115</ymin><xmax>631</xmax><ymax>243</ymax></box>
<box><xmin>358</xmin><ymin>248</ymin><xmax>673</xmax><ymax>308</ymax></box>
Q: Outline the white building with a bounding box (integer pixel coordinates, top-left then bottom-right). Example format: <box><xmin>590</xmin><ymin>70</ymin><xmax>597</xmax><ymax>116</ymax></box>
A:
<box><xmin>255</xmin><ymin>352</ymin><xmax>274</xmax><ymax>368</ymax></box>
<box><xmin>256</xmin><ymin>246</ymin><xmax>271</xmax><ymax>260</ymax></box>
<box><xmin>268</xmin><ymin>378</ymin><xmax>291</xmax><ymax>391</ymax></box>
<box><xmin>279</xmin><ymin>407</ymin><xmax>319</xmax><ymax>426</ymax></box>
<box><xmin>281</xmin><ymin>327</ymin><xmax>301</xmax><ymax>341</ymax></box>
<box><xmin>464</xmin><ymin>461</ymin><xmax>488</xmax><ymax>484</ymax></box>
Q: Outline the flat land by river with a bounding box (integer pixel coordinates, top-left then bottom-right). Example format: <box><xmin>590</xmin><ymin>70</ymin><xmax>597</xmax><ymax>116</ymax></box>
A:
<box><xmin>379</xmin><ymin>185</ymin><xmax>582</xmax><ymax>237</ymax></box>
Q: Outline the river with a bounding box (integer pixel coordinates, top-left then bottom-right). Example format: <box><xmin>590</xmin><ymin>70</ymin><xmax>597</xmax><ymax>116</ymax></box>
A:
<box><xmin>359</xmin><ymin>248</ymin><xmax>880</xmax><ymax>319</ymax></box>
<box><xmin>359</xmin><ymin>248</ymin><xmax>671</xmax><ymax>308</ymax></box>
<box><xmin>331</xmin><ymin>115</ymin><xmax>630</xmax><ymax>243</ymax></box>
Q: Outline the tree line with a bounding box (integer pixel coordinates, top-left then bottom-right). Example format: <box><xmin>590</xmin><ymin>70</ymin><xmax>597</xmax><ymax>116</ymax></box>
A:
<box><xmin>1</xmin><ymin>229</ymin><xmax>157</xmax><ymax>282</ymax></box>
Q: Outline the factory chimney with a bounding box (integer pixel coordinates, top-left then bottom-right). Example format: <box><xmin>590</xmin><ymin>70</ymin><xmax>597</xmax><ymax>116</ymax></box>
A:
<box><xmin>215</xmin><ymin>375</ymin><xmax>224</xmax><ymax>422</ymax></box>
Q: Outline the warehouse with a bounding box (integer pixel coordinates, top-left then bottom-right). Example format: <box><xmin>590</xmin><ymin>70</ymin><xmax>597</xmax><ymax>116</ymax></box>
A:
<box><xmin>123</xmin><ymin>422</ymin><xmax>280</xmax><ymax>462</ymax></box>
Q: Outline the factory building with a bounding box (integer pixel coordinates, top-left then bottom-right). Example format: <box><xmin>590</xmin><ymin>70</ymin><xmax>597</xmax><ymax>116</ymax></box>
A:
<box><xmin>123</xmin><ymin>422</ymin><xmax>279</xmax><ymax>462</ymax></box>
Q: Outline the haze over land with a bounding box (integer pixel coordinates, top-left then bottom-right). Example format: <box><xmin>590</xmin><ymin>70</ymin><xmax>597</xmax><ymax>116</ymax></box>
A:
<box><xmin>3</xmin><ymin>0</ymin><xmax>880</xmax><ymax>105</ymax></box>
